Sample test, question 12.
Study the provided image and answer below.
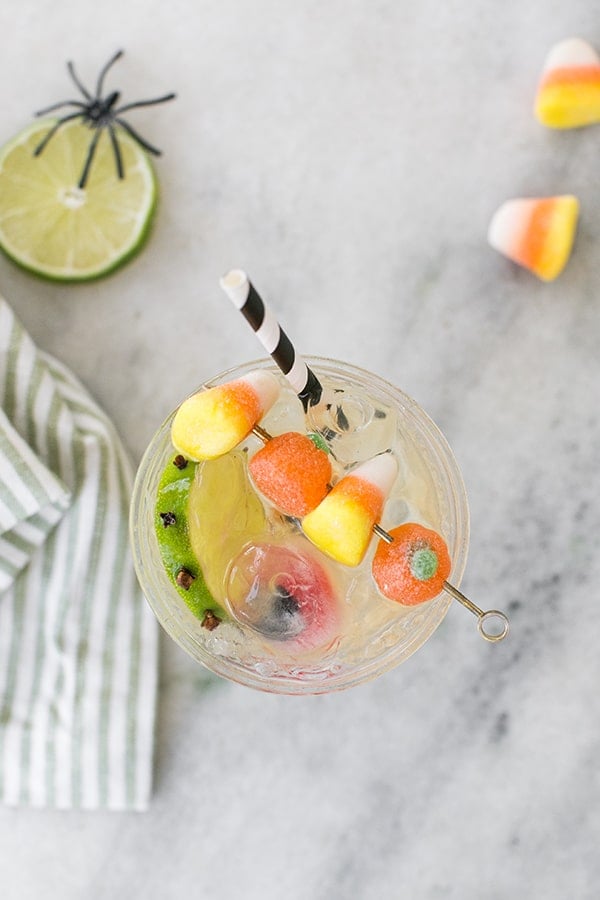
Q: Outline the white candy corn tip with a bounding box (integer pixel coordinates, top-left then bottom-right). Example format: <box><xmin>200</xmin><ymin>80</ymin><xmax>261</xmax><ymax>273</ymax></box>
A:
<box><xmin>241</xmin><ymin>370</ymin><xmax>281</xmax><ymax>414</ymax></box>
<box><xmin>351</xmin><ymin>453</ymin><xmax>398</xmax><ymax>496</ymax></box>
<box><xmin>487</xmin><ymin>199</ymin><xmax>530</xmax><ymax>254</ymax></box>
<box><xmin>543</xmin><ymin>37</ymin><xmax>600</xmax><ymax>71</ymax></box>
<box><xmin>220</xmin><ymin>269</ymin><xmax>250</xmax><ymax>309</ymax></box>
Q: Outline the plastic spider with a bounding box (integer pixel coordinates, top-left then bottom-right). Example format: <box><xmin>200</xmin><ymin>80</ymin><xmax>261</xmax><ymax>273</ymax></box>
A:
<box><xmin>34</xmin><ymin>50</ymin><xmax>176</xmax><ymax>189</ymax></box>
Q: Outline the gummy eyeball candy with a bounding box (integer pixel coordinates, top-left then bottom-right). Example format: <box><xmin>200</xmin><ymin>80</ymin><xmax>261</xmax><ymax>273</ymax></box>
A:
<box><xmin>535</xmin><ymin>37</ymin><xmax>600</xmax><ymax>129</ymax></box>
<box><xmin>249</xmin><ymin>431</ymin><xmax>332</xmax><ymax>517</ymax></box>
<box><xmin>372</xmin><ymin>523</ymin><xmax>451</xmax><ymax>606</ymax></box>
<box><xmin>487</xmin><ymin>195</ymin><xmax>579</xmax><ymax>282</ymax></box>
<box><xmin>225</xmin><ymin>539</ymin><xmax>342</xmax><ymax>650</ymax></box>
<box><xmin>302</xmin><ymin>453</ymin><xmax>398</xmax><ymax>567</ymax></box>
<box><xmin>171</xmin><ymin>370</ymin><xmax>279</xmax><ymax>461</ymax></box>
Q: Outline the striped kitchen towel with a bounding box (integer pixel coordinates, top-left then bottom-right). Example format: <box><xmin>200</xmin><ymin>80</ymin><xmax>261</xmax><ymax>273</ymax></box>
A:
<box><xmin>0</xmin><ymin>298</ymin><xmax>158</xmax><ymax>810</ymax></box>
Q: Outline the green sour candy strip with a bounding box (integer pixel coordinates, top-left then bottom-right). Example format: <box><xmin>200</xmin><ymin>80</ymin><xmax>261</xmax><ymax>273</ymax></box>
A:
<box><xmin>410</xmin><ymin>547</ymin><xmax>439</xmax><ymax>582</ymax></box>
<box><xmin>307</xmin><ymin>431</ymin><xmax>330</xmax><ymax>454</ymax></box>
<box><xmin>155</xmin><ymin>457</ymin><xmax>226</xmax><ymax>621</ymax></box>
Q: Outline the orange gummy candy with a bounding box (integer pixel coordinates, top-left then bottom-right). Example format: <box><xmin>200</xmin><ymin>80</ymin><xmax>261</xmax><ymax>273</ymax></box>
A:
<box><xmin>372</xmin><ymin>523</ymin><xmax>451</xmax><ymax>606</ymax></box>
<box><xmin>249</xmin><ymin>432</ymin><xmax>332</xmax><ymax>518</ymax></box>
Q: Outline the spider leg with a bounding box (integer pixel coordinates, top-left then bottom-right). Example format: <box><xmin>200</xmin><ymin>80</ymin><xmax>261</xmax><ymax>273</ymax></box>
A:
<box><xmin>33</xmin><ymin>112</ymin><xmax>86</xmax><ymax>156</ymax></box>
<box><xmin>96</xmin><ymin>49</ymin><xmax>124</xmax><ymax>98</ymax></box>
<box><xmin>114</xmin><ymin>92</ymin><xmax>176</xmax><ymax>114</ymax></box>
<box><xmin>35</xmin><ymin>99</ymin><xmax>88</xmax><ymax>117</ymax></box>
<box><xmin>78</xmin><ymin>128</ymin><xmax>103</xmax><ymax>189</ymax></box>
<box><xmin>114</xmin><ymin>116</ymin><xmax>162</xmax><ymax>156</ymax></box>
<box><xmin>107</xmin><ymin>123</ymin><xmax>124</xmax><ymax>179</ymax></box>
<box><xmin>67</xmin><ymin>60</ymin><xmax>93</xmax><ymax>101</ymax></box>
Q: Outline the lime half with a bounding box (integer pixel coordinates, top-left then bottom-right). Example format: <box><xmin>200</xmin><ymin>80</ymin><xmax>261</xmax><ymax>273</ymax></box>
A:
<box><xmin>0</xmin><ymin>119</ymin><xmax>157</xmax><ymax>281</ymax></box>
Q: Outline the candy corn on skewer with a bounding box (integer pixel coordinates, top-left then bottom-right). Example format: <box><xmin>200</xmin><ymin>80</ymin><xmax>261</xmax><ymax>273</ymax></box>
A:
<box><xmin>302</xmin><ymin>453</ymin><xmax>398</xmax><ymax>567</ymax></box>
<box><xmin>535</xmin><ymin>37</ymin><xmax>600</xmax><ymax>129</ymax></box>
<box><xmin>171</xmin><ymin>370</ymin><xmax>280</xmax><ymax>461</ymax></box>
<box><xmin>487</xmin><ymin>195</ymin><xmax>579</xmax><ymax>281</ymax></box>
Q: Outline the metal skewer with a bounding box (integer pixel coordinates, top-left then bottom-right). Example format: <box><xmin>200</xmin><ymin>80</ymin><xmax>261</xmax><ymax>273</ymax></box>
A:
<box><xmin>254</xmin><ymin>433</ymin><xmax>509</xmax><ymax>641</ymax></box>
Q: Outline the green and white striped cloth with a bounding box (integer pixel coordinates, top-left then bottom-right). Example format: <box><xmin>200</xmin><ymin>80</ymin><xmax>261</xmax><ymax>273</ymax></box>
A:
<box><xmin>0</xmin><ymin>298</ymin><xmax>158</xmax><ymax>810</ymax></box>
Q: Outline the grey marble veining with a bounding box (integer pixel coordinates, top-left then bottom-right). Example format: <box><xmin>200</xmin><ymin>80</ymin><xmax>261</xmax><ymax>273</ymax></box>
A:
<box><xmin>1</xmin><ymin>0</ymin><xmax>600</xmax><ymax>897</ymax></box>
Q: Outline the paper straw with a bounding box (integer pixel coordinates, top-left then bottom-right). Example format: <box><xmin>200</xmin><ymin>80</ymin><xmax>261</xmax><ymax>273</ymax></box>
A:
<box><xmin>220</xmin><ymin>269</ymin><xmax>322</xmax><ymax>410</ymax></box>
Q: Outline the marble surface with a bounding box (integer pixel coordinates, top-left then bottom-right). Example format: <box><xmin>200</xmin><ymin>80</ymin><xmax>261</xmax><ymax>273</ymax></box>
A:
<box><xmin>1</xmin><ymin>0</ymin><xmax>600</xmax><ymax>897</ymax></box>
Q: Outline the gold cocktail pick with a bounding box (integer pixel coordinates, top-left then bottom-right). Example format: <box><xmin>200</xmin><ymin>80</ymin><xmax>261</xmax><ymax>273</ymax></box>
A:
<box><xmin>253</xmin><ymin>424</ymin><xmax>510</xmax><ymax>643</ymax></box>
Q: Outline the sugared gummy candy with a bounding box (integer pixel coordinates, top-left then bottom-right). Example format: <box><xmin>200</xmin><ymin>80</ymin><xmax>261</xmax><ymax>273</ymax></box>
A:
<box><xmin>249</xmin><ymin>431</ymin><xmax>332</xmax><ymax>517</ymax></box>
<box><xmin>372</xmin><ymin>523</ymin><xmax>451</xmax><ymax>606</ymax></box>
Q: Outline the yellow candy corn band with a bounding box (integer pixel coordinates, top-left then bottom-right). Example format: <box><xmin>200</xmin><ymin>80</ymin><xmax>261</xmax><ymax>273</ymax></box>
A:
<box><xmin>536</xmin><ymin>70</ymin><xmax>600</xmax><ymax>128</ymax></box>
<box><xmin>519</xmin><ymin>196</ymin><xmax>579</xmax><ymax>281</ymax></box>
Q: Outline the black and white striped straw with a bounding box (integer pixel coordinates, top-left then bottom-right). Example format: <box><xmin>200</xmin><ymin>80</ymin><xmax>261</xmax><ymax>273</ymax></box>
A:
<box><xmin>219</xmin><ymin>269</ymin><xmax>323</xmax><ymax>410</ymax></box>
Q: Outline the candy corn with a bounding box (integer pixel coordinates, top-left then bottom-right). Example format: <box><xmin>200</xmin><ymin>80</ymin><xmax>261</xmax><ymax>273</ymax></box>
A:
<box><xmin>372</xmin><ymin>523</ymin><xmax>451</xmax><ymax>606</ymax></box>
<box><xmin>302</xmin><ymin>453</ymin><xmax>398</xmax><ymax>567</ymax></box>
<box><xmin>535</xmin><ymin>38</ymin><xmax>600</xmax><ymax>129</ymax></box>
<box><xmin>249</xmin><ymin>431</ymin><xmax>332</xmax><ymax>517</ymax></box>
<box><xmin>487</xmin><ymin>195</ymin><xmax>579</xmax><ymax>281</ymax></box>
<box><xmin>171</xmin><ymin>370</ymin><xmax>279</xmax><ymax>461</ymax></box>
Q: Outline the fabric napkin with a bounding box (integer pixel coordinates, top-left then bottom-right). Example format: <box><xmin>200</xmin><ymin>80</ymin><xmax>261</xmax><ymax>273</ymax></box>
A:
<box><xmin>0</xmin><ymin>298</ymin><xmax>158</xmax><ymax>810</ymax></box>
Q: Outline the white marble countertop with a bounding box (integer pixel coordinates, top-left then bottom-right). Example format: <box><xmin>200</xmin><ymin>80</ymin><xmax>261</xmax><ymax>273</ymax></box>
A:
<box><xmin>1</xmin><ymin>1</ymin><xmax>600</xmax><ymax>897</ymax></box>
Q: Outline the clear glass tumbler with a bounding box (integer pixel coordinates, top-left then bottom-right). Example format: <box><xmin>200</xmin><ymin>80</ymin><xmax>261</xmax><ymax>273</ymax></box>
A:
<box><xmin>130</xmin><ymin>357</ymin><xmax>469</xmax><ymax>694</ymax></box>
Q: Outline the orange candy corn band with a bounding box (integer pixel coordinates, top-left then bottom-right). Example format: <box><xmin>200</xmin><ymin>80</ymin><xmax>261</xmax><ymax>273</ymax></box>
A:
<box><xmin>541</xmin><ymin>66</ymin><xmax>600</xmax><ymax>88</ymax></box>
<box><xmin>334</xmin><ymin>475</ymin><xmax>385</xmax><ymax>522</ymax></box>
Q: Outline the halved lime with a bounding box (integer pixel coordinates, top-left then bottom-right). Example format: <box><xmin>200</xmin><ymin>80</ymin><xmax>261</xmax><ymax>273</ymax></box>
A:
<box><xmin>0</xmin><ymin>119</ymin><xmax>157</xmax><ymax>281</ymax></box>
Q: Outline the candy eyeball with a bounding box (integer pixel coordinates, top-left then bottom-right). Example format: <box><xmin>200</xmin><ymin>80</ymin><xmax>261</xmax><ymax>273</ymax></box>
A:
<box><xmin>225</xmin><ymin>539</ymin><xmax>342</xmax><ymax>651</ymax></box>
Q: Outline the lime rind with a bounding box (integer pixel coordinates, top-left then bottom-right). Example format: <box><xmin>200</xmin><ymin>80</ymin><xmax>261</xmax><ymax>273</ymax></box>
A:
<box><xmin>155</xmin><ymin>458</ymin><xmax>226</xmax><ymax>622</ymax></box>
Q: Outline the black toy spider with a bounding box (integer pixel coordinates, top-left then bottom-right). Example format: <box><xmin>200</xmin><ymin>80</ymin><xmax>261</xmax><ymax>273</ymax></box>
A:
<box><xmin>34</xmin><ymin>49</ymin><xmax>176</xmax><ymax>189</ymax></box>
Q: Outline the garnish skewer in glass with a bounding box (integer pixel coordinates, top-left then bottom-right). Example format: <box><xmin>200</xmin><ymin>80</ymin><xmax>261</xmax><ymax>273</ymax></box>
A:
<box><xmin>252</xmin><ymin>423</ymin><xmax>509</xmax><ymax>644</ymax></box>
<box><xmin>170</xmin><ymin>371</ymin><xmax>508</xmax><ymax>643</ymax></box>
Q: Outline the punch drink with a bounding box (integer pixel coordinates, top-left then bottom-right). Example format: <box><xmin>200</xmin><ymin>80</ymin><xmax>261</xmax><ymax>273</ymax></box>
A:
<box><xmin>130</xmin><ymin>357</ymin><xmax>470</xmax><ymax>694</ymax></box>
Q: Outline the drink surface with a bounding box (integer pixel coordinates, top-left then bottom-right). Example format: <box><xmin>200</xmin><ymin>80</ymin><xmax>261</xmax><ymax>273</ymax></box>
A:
<box><xmin>131</xmin><ymin>358</ymin><xmax>469</xmax><ymax>693</ymax></box>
